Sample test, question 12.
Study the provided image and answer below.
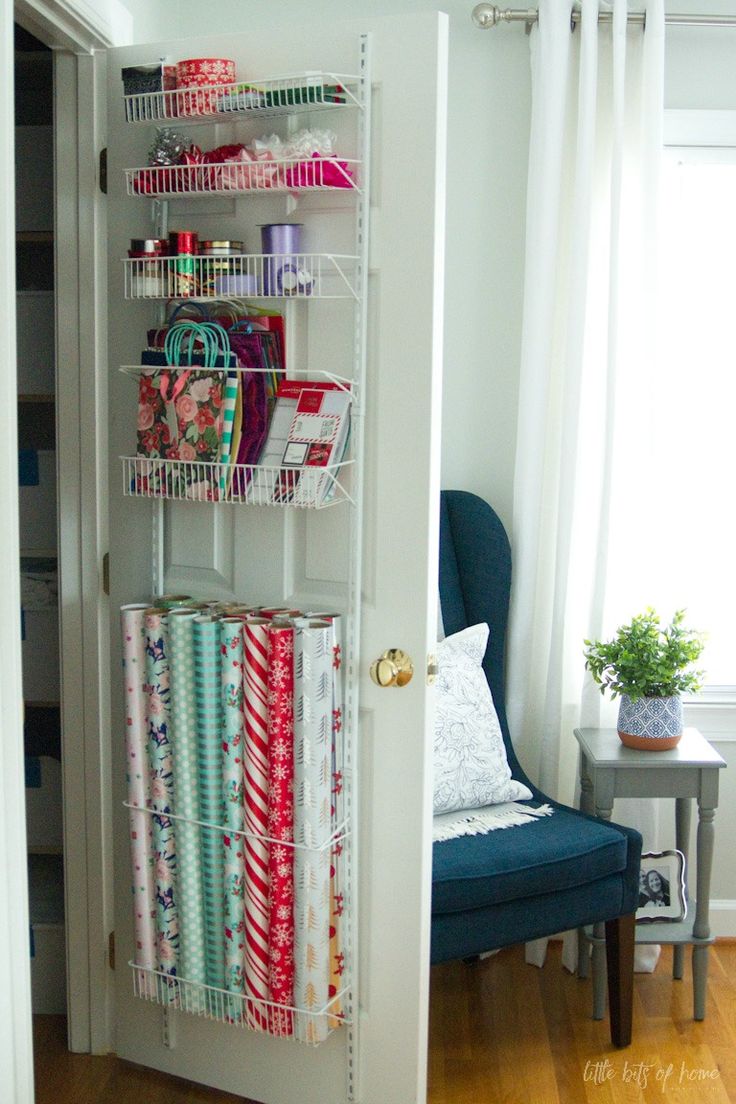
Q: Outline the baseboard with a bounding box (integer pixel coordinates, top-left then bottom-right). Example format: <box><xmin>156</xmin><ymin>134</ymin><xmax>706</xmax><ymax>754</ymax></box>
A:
<box><xmin>709</xmin><ymin>900</ymin><xmax>736</xmax><ymax>938</ymax></box>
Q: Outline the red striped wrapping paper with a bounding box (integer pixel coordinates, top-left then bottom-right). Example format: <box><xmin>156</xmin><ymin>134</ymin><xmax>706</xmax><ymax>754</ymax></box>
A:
<box><xmin>242</xmin><ymin>618</ymin><xmax>271</xmax><ymax>1031</ymax></box>
<box><xmin>266</xmin><ymin>624</ymin><xmax>295</xmax><ymax>1035</ymax></box>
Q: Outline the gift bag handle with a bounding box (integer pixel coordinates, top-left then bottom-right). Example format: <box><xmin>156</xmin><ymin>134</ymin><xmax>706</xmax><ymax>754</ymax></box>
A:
<box><xmin>167</xmin><ymin>301</ymin><xmax>211</xmax><ymax>325</ymax></box>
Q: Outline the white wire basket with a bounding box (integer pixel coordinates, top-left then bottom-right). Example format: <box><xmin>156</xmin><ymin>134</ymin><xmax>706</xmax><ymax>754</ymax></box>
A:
<box><xmin>124</xmin><ymin>253</ymin><xmax>359</xmax><ymax>301</ymax></box>
<box><xmin>120</xmin><ymin>365</ymin><xmax>356</xmax><ymax>396</ymax></box>
<box><xmin>123</xmin><ymin>73</ymin><xmax>361</xmax><ymax>125</ymax></box>
<box><xmin>130</xmin><ymin>963</ymin><xmax>350</xmax><ymax>1043</ymax></box>
<box><xmin>127</xmin><ymin>803</ymin><xmax>350</xmax><ymax>1042</ymax></box>
<box><xmin>125</xmin><ymin>157</ymin><xmax>361</xmax><ymax>198</ymax></box>
<box><xmin>121</xmin><ymin>456</ymin><xmax>354</xmax><ymax>508</ymax></box>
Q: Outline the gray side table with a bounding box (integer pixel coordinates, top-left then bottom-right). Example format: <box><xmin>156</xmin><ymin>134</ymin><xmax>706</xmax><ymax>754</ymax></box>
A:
<box><xmin>573</xmin><ymin>726</ymin><xmax>726</xmax><ymax>1022</ymax></box>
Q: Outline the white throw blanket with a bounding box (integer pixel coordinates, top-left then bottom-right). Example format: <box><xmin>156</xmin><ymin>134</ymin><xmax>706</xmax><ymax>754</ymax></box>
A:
<box><xmin>432</xmin><ymin>801</ymin><xmax>553</xmax><ymax>843</ymax></box>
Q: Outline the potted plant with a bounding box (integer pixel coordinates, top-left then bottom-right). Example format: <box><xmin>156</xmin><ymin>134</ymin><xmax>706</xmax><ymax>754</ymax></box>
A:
<box><xmin>583</xmin><ymin>609</ymin><xmax>704</xmax><ymax>750</ymax></box>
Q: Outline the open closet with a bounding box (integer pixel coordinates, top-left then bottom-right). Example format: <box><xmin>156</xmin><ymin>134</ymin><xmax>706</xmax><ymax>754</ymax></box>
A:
<box><xmin>15</xmin><ymin>24</ymin><xmax>65</xmax><ymax>1018</ymax></box>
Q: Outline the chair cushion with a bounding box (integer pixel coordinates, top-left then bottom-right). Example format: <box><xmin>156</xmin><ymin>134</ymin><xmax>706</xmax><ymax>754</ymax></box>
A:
<box><xmin>432</xmin><ymin>804</ymin><xmax>630</xmax><ymax>915</ymax></box>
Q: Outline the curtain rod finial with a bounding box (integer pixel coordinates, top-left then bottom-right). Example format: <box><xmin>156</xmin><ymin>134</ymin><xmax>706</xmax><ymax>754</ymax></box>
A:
<box><xmin>472</xmin><ymin>3</ymin><xmax>501</xmax><ymax>28</ymax></box>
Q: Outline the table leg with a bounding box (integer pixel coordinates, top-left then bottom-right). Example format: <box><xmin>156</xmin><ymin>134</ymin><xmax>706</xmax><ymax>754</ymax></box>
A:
<box><xmin>692</xmin><ymin>802</ymin><xmax>716</xmax><ymax>1020</ymax></box>
<box><xmin>578</xmin><ymin>752</ymin><xmax>594</xmax><ymax>980</ymax></box>
<box><xmin>673</xmin><ymin>797</ymin><xmax>691</xmax><ymax>981</ymax></box>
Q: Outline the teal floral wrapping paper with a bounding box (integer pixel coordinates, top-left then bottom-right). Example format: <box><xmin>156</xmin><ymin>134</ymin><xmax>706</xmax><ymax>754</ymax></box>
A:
<box><xmin>220</xmin><ymin>618</ymin><xmax>246</xmax><ymax>1015</ymax></box>
<box><xmin>121</xmin><ymin>603</ymin><xmax>157</xmax><ymax>996</ymax></box>
<box><xmin>144</xmin><ymin>607</ymin><xmax>179</xmax><ymax>987</ymax></box>
<box><xmin>167</xmin><ymin>608</ymin><xmax>207</xmax><ymax>1011</ymax></box>
<box><xmin>194</xmin><ymin>614</ymin><xmax>225</xmax><ymax>989</ymax></box>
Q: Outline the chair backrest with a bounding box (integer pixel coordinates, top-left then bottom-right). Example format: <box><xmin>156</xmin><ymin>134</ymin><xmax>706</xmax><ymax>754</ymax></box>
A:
<box><xmin>439</xmin><ymin>490</ymin><xmax>534</xmax><ymax>792</ymax></box>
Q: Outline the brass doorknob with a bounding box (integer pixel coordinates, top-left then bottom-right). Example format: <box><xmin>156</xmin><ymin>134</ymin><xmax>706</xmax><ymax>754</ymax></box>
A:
<box><xmin>370</xmin><ymin>649</ymin><xmax>414</xmax><ymax>687</ymax></box>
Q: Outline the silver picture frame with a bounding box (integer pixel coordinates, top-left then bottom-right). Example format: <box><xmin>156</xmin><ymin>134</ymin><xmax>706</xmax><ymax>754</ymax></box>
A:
<box><xmin>636</xmin><ymin>849</ymin><xmax>687</xmax><ymax>923</ymax></box>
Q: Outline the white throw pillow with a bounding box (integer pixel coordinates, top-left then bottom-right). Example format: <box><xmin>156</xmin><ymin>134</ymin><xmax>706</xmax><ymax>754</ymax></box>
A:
<box><xmin>433</xmin><ymin>623</ymin><xmax>532</xmax><ymax>815</ymax></box>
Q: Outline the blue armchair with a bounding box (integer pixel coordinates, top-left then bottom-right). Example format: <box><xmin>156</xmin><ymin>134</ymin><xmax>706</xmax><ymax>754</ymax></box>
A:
<box><xmin>434</xmin><ymin>490</ymin><xmax>641</xmax><ymax>1047</ymax></box>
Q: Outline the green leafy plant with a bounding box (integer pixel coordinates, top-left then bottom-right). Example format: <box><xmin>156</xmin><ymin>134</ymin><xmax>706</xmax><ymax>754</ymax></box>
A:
<box><xmin>583</xmin><ymin>608</ymin><xmax>705</xmax><ymax>702</ymax></box>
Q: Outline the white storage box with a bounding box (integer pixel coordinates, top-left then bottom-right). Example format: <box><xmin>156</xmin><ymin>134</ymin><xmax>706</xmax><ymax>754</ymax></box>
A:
<box><xmin>17</xmin><ymin>291</ymin><xmax>55</xmax><ymax>394</ymax></box>
<box><xmin>30</xmin><ymin>924</ymin><xmax>67</xmax><ymax>1014</ymax></box>
<box><xmin>25</xmin><ymin>755</ymin><xmax>63</xmax><ymax>851</ymax></box>
<box><xmin>28</xmin><ymin>853</ymin><xmax>66</xmax><ymax>1015</ymax></box>
<box><xmin>21</xmin><ymin>609</ymin><xmax>60</xmax><ymax>702</ymax></box>
<box><xmin>15</xmin><ymin>126</ymin><xmax>53</xmax><ymax>232</ymax></box>
<box><xmin>18</xmin><ymin>449</ymin><xmax>57</xmax><ymax>552</ymax></box>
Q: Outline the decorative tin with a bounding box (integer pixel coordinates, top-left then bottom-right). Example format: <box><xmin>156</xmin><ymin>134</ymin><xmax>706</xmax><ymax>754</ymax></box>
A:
<box><xmin>121</xmin><ymin>64</ymin><xmax>177</xmax><ymax>97</ymax></box>
<box><xmin>128</xmin><ymin>240</ymin><xmax>170</xmax><ymax>298</ymax></box>
<box><xmin>176</xmin><ymin>58</ymin><xmax>236</xmax><ymax>116</ymax></box>
<box><xmin>169</xmin><ymin>230</ymin><xmax>199</xmax><ymax>298</ymax></box>
<box><xmin>200</xmin><ymin>241</ymin><xmax>244</xmax><ymax>295</ymax></box>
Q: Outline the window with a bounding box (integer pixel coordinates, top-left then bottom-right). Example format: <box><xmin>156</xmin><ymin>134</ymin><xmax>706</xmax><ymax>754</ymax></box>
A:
<box><xmin>603</xmin><ymin>113</ymin><xmax>736</xmax><ymax>697</ymax></box>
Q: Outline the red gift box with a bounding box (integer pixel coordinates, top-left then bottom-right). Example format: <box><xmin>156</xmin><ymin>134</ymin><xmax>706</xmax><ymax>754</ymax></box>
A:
<box><xmin>176</xmin><ymin>58</ymin><xmax>236</xmax><ymax>114</ymax></box>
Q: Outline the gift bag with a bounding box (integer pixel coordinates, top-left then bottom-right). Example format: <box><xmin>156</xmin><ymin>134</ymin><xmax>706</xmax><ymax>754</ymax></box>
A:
<box><xmin>136</xmin><ymin>322</ymin><xmax>235</xmax><ymax>500</ymax></box>
<box><xmin>226</xmin><ymin>326</ymin><xmax>284</xmax><ymax>499</ymax></box>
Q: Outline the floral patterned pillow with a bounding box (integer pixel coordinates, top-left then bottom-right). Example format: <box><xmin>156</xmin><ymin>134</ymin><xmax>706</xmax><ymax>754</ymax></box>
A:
<box><xmin>433</xmin><ymin>623</ymin><xmax>532</xmax><ymax>815</ymax></box>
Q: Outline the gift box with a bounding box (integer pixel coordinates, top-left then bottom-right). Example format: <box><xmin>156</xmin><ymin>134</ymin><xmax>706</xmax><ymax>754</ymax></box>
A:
<box><xmin>176</xmin><ymin>58</ymin><xmax>236</xmax><ymax>115</ymax></box>
<box><xmin>121</xmin><ymin>63</ymin><xmax>177</xmax><ymax>96</ymax></box>
<box><xmin>175</xmin><ymin>58</ymin><xmax>236</xmax><ymax>85</ymax></box>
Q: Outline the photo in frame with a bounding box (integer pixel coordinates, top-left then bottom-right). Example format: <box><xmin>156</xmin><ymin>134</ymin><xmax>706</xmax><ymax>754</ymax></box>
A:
<box><xmin>636</xmin><ymin>849</ymin><xmax>687</xmax><ymax>922</ymax></box>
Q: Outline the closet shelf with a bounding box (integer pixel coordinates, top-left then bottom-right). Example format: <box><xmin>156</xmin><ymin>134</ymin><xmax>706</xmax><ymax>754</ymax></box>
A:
<box><xmin>130</xmin><ymin>963</ymin><xmax>349</xmax><ymax>1042</ymax></box>
<box><xmin>18</xmin><ymin>393</ymin><xmax>55</xmax><ymax>404</ymax></box>
<box><xmin>125</xmin><ymin>157</ymin><xmax>360</xmax><ymax>198</ymax></box>
<box><xmin>121</xmin><ymin>456</ymin><xmax>354</xmax><ymax>508</ymax></box>
<box><xmin>124</xmin><ymin>253</ymin><xmax>359</xmax><ymax>301</ymax></box>
<box><xmin>123</xmin><ymin>72</ymin><xmax>361</xmax><ymax>125</ymax></box>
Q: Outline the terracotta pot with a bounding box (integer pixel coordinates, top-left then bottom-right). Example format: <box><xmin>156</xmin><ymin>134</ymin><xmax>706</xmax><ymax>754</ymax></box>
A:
<box><xmin>617</xmin><ymin>693</ymin><xmax>683</xmax><ymax>750</ymax></box>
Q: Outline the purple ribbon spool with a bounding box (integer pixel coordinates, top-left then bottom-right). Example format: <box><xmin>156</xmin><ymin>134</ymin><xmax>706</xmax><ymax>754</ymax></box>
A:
<box><xmin>261</xmin><ymin>223</ymin><xmax>305</xmax><ymax>295</ymax></box>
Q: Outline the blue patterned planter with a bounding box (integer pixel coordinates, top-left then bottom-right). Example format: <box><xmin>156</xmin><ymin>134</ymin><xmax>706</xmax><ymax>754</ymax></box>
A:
<box><xmin>617</xmin><ymin>693</ymin><xmax>683</xmax><ymax>750</ymax></box>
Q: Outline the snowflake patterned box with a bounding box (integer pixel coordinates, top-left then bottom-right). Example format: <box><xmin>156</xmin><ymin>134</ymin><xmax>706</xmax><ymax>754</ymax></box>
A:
<box><xmin>175</xmin><ymin>58</ymin><xmax>236</xmax><ymax>115</ymax></box>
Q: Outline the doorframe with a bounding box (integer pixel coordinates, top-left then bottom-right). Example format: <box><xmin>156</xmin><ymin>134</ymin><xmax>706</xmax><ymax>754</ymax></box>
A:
<box><xmin>13</xmin><ymin>0</ymin><xmax>119</xmax><ymax>1060</ymax></box>
<box><xmin>0</xmin><ymin>4</ymin><xmax>35</xmax><ymax>1099</ymax></box>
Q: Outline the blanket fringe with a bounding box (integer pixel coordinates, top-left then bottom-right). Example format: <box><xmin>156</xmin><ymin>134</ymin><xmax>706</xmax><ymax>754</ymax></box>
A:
<box><xmin>432</xmin><ymin>802</ymin><xmax>554</xmax><ymax>843</ymax></box>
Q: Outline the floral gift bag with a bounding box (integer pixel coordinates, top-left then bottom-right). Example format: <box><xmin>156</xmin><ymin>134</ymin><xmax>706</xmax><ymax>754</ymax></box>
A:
<box><xmin>136</xmin><ymin>322</ymin><xmax>234</xmax><ymax>500</ymax></box>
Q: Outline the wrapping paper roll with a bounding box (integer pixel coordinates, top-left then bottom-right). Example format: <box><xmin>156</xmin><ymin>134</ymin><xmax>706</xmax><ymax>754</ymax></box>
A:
<box><xmin>144</xmin><ymin>608</ymin><xmax>178</xmax><ymax>984</ymax></box>
<box><xmin>167</xmin><ymin>608</ymin><xmax>207</xmax><ymax>1010</ymax></box>
<box><xmin>121</xmin><ymin>604</ymin><xmax>157</xmax><ymax>993</ymax></box>
<box><xmin>154</xmin><ymin>594</ymin><xmax>193</xmax><ymax>610</ymax></box>
<box><xmin>193</xmin><ymin>614</ymin><xmax>225</xmax><ymax>989</ymax></box>
<box><xmin>310</xmin><ymin>612</ymin><xmax>345</xmax><ymax>1023</ymax></box>
<box><xmin>220</xmin><ymin>618</ymin><xmax>246</xmax><ymax>1015</ymax></box>
<box><xmin>293</xmin><ymin>621</ymin><xmax>333</xmax><ymax>1043</ymax></box>
<box><xmin>242</xmin><ymin>618</ymin><xmax>271</xmax><ymax>1031</ymax></box>
<box><xmin>266</xmin><ymin>624</ymin><xmax>295</xmax><ymax>1036</ymax></box>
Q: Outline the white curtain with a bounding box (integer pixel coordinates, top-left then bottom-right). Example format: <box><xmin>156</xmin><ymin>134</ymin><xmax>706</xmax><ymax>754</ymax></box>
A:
<box><xmin>505</xmin><ymin>0</ymin><xmax>665</xmax><ymax>969</ymax></box>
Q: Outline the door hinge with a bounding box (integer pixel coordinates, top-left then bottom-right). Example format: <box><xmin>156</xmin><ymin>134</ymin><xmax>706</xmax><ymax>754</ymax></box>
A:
<box><xmin>108</xmin><ymin>930</ymin><xmax>115</xmax><ymax>971</ymax></box>
<box><xmin>102</xmin><ymin>551</ymin><xmax>110</xmax><ymax>595</ymax></box>
<box><xmin>99</xmin><ymin>147</ymin><xmax>108</xmax><ymax>194</ymax></box>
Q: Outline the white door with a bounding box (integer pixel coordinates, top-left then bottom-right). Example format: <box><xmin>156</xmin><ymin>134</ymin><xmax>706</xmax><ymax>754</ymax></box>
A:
<box><xmin>107</xmin><ymin>12</ymin><xmax>447</xmax><ymax>1103</ymax></box>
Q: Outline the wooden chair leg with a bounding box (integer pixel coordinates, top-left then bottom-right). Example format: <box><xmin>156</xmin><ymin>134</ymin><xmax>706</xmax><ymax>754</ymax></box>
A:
<box><xmin>604</xmin><ymin>912</ymin><xmax>635</xmax><ymax>1047</ymax></box>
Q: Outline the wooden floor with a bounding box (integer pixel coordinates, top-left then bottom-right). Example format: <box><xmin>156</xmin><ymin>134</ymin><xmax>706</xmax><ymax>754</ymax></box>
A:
<box><xmin>33</xmin><ymin>943</ymin><xmax>736</xmax><ymax>1103</ymax></box>
<box><xmin>428</xmin><ymin>943</ymin><xmax>736</xmax><ymax>1104</ymax></box>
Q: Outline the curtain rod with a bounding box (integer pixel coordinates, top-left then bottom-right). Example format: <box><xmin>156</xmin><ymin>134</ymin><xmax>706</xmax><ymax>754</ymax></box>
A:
<box><xmin>472</xmin><ymin>3</ymin><xmax>736</xmax><ymax>29</ymax></box>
